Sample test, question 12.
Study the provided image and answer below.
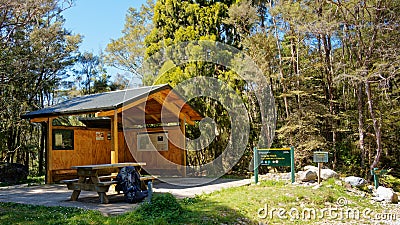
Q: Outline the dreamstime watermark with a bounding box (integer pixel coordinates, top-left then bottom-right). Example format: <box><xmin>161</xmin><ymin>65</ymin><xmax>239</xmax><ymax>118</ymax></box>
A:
<box><xmin>257</xmin><ymin>197</ymin><xmax>398</xmax><ymax>222</ymax></box>
<box><xmin>122</xmin><ymin>40</ymin><xmax>277</xmax><ymax>186</ymax></box>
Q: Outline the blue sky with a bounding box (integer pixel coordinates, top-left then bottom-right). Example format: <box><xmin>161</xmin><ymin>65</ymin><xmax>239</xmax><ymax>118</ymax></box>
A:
<box><xmin>62</xmin><ymin>0</ymin><xmax>146</xmax><ymax>55</ymax></box>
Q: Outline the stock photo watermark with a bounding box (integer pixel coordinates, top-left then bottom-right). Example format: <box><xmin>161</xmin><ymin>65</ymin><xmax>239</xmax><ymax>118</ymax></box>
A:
<box><xmin>257</xmin><ymin>197</ymin><xmax>398</xmax><ymax>223</ymax></box>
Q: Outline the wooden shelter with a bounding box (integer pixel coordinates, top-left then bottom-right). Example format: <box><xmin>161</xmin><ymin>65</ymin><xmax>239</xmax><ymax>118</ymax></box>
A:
<box><xmin>22</xmin><ymin>84</ymin><xmax>202</xmax><ymax>183</ymax></box>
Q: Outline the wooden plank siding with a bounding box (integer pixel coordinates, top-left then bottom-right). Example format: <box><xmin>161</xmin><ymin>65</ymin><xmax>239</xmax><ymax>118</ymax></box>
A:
<box><xmin>50</xmin><ymin>125</ymin><xmax>186</xmax><ymax>182</ymax></box>
<box><xmin>51</xmin><ymin>126</ymin><xmax>112</xmax><ymax>171</ymax></box>
<box><xmin>124</xmin><ymin>126</ymin><xmax>186</xmax><ymax>175</ymax></box>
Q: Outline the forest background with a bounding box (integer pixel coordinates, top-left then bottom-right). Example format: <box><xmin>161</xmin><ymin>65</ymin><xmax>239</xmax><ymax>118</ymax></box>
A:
<box><xmin>1</xmin><ymin>0</ymin><xmax>399</xmax><ymax>179</ymax></box>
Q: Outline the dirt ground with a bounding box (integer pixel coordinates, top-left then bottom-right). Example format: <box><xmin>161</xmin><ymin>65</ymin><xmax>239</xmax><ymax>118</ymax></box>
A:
<box><xmin>0</xmin><ymin>178</ymin><xmax>250</xmax><ymax>216</ymax></box>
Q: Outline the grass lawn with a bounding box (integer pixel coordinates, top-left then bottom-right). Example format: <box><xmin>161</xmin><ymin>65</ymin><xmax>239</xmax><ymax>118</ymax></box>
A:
<box><xmin>0</xmin><ymin>179</ymin><xmax>397</xmax><ymax>225</ymax></box>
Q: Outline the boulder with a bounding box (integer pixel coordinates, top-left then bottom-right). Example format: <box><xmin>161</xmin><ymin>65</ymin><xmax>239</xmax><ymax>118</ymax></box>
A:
<box><xmin>303</xmin><ymin>166</ymin><xmax>338</xmax><ymax>180</ymax></box>
<box><xmin>303</xmin><ymin>165</ymin><xmax>318</xmax><ymax>172</ymax></box>
<box><xmin>376</xmin><ymin>186</ymin><xmax>398</xmax><ymax>203</ymax></box>
<box><xmin>344</xmin><ymin>176</ymin><xmax>366</xmax><ymax>187</ymax></box>
<box><xmin>299</xmin><ymin>170</ymin><xmax>317</xmax><ymax>182</ymax></box>
<box><xmin>0</xmin><ymin>162</ymin><xmax>28</xmax><ymax>184</ymax></box>
<box><xmin>320</xmin><ymin>169</ymin><xmax>339</xmax><ymax>180</ymax></box>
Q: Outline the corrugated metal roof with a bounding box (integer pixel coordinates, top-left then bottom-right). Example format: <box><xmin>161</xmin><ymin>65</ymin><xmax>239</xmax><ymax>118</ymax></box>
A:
<box><xmin>22</xmin><ymin>84</ymin><xmax>170</xmax><ymax>119</ymax></box>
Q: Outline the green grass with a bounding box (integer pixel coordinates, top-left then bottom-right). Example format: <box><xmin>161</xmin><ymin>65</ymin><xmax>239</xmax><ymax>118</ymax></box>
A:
<box><xmin>0</xmin><ymin>179</ymin><xmax>395</xmax><ymax>225</ymax></box>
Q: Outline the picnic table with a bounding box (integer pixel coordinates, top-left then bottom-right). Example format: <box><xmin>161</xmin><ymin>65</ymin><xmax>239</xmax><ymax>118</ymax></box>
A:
<box><xmin>61</xmin><ymin>162</ymin><xmax>155</xmax><ymax>204</ymax></box>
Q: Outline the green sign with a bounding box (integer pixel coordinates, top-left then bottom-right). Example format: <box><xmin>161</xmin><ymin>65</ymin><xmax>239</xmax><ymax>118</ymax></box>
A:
<box><xmin>254</xmin><ymin>147</ymin><xmax>295</xmax><ymax>184</ymax></box>
<box><xmin>259</xmin><ymin>149</ymin><xmax>291</xmax><ymax>166</ymax></box>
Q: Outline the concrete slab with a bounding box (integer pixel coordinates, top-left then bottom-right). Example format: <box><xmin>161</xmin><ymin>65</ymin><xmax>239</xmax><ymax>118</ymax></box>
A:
<box><xmin>154</xmin><ymin>178</ymin><xmax>251</xmax><ymax>198</ymax></box>
<box><xmin>0</xmin><ymin>178</ymin><xmax>250</xmax><ymax>216</ymax></box>
<box><xmin>0</xmin><ymin>184</ymin><xmax>136</xmax><ymax>216</ymax></box>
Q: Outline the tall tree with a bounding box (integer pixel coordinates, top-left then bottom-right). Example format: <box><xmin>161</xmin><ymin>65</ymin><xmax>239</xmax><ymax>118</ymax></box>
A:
<box><xmin>330</xmin><ymin>0</ymin><xmax>400</xmax><ymax>170</ymax></box>
<box><xmin>144</xmin><ymin>0</ymin><xmax>252</xmax><ymax>174</ymax></box>
<box><xmin>73</xmin><ymin>52</ymin><xmax>100</xmax><ymax>95</ymax></box>
<box><xmin>235</xmin><ymin>0</ymin><xmax>400</xmax><ymax>173</ymax></box>
<box><xmin>0</xmin><ymin>0</ymin><xmax>81</xmax><ymax>173</ymax></box>
<box><xmin>104</xmin><ymin>0</ymin><xmax>154</xmax><ymax>82</ymax></box>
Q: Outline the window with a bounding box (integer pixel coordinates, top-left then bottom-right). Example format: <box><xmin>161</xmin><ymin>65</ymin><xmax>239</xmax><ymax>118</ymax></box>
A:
<box><xmin>52</xmin><ymin>129</ymin><xmax>74</xmax><ymax>150</ymax></box>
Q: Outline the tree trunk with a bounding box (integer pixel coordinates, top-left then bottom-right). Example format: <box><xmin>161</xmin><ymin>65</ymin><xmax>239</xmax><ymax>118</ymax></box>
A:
<box><xmin>357</xmin><ymin>83</ymin><xmax>366</xmax><ymax>167</ymax></box>
<box><xmin>24</xmin><ymin>149</ymin><xmax>29</xmax><ymax>171</ymax></box>
<box><xmin>38</xmin><ymin>122</ymin><xmax>46</xmax><ymax>175</ymax></box>
<box><xmin>365</xmin><ymin>82</ymin><xmax>382</xmax><ymax>169</ymax></box>
<box><xmin>320</xmin><ymin>33</ymin><xmax>337</xmax><ymax>168</ymax></box>
<box><xmin>271</xmin><ymin>7</ymin><xmax>289</xmax><ymax>119</ymax></box>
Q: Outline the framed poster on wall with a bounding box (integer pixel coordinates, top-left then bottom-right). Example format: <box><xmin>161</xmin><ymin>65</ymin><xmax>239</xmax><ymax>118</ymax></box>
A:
<box><xmin>137</xmin><ymin>132</ymin><xmax>168</xmax><ymax>151</ymax></box>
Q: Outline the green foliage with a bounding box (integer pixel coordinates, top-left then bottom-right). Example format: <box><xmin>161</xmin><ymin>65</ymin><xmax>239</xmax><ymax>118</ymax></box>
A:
<box><xmin>72</xmin><ymin>52</ymin><xmax>112</xmax><ymax>95</ymax></box>
<box><xmin>145</xmin><ymin>0</ymin><xmax>236</xmax><ymax>58</ymax></box>
<box><xmin>105</xmin><ymin>0</ymin><xmax>155</xmax><ymax>81</ymax></box>
<box><xmin>0</xmin><ymin>0</ymin><xmax>81</xmax><ymax>167</ymax></box>
<box><xmin>242</xmin><ymin>0</ymin><xmax>400</xmax><ymax>175</ymax></box>
<box><xmin>381</xmin><ymin>175</ymin><xmax>400</xmax><ymax>192</ymax></box>
<box><xmin>136</xmin><ymin>193</ymin><xmax>183</xmax><ymax>222</ymax></box>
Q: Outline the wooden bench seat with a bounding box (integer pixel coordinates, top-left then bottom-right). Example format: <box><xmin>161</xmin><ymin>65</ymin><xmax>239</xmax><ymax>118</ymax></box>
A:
<box><xmin>98</xmin><ymin>175</ymin><xmax>117</xmax><ymax>181</ymax></box>
<box><xmin>60</xmin><ymin>178</ymin><xmax>79</xmax><ymax>184</ymax></box>
<box><xmin>61</xmin><ymin>176</ymin><xmax>155</xmax><ymax>184</ymax></box>
<box><xmin>52</xmin><ymin>169</ymin><xmax>77</xmax><ymax>182</ymax></box>
<box><xmin>140</xmin><ymin>176</ymin><xmax>156</xmax><ymax>181</ymax></box>
<box><xmin>97</xmin><ymin>180</ymin><xmax>119</xmax><ymax>186</ymax></box>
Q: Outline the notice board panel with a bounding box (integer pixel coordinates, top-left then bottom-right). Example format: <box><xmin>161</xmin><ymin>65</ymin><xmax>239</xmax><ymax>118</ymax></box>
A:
<box><xmin>137</xmin><ymin>132</ymin><xmax>168</xmax><ymax>151</ymax></box>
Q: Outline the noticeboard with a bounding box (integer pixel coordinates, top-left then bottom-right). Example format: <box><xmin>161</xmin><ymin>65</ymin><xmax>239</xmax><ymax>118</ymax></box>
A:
<box><xmin>259</xmin><ymin>149</ymin><xmax>291</xmax><ymax>166</ymax></box>
<box><xmin>137</xmin><ymin>132</ymin><xmax>168</xmax><ymax>151</ymax></box>
<box><xmin>313</xmin><ymin>151</ymin><xmax>328</xmax><ymax>163</ymax></box>
<box><xmin>254</xmin><ymin>147</ymin><xmax>295</xmax><ymax>184</ymax></box>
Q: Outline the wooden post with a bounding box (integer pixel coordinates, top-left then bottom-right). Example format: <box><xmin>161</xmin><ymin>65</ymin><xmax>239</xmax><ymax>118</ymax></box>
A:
<box><xmin>111</xmin><ymin>110</ymin><xmax>119</xmax><ymax>164</ymax></box>
<box><xmin>318</xmin><ymin>162</ymin><xmax>322</xmax><ymax>184</ymax></box>
<box><xmin>254</xmin><ymin>147</ymin><xmax>258</xmax><ymax>184</ymax></box>
<box><xmin>46</xmin><ymin>118</ymin><xmax>53</xmax><ymax>184</ymax></box>
<box><xmin>180</xmin><ymin>117</ymin><xmax>186</xmax><ymax>177</ymax></box>
<box><xmin>290</xmin><ymin>146</ymin><xmax>295</xmax><ymax>183</ymax></box>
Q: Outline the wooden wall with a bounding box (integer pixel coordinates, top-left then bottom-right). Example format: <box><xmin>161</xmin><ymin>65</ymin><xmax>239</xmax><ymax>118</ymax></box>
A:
<box><xmin>124</xmin><ymin>126</ymin><xmax>186</xmax><ymax>176</ymax></box>
<box><xmin>49</xmin><ymin>125</ymin><xmax>186</xmax><ymax>181</ymax></box>
<box><xmin>51</xmin><ymin>126</ymin><xmax>112</xmax><ymax>170</ymax></box>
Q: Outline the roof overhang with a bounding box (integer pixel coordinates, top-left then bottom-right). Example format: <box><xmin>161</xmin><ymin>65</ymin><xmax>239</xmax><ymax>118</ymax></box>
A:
<box><xmin>22</xmin><ymin>84</ymin><xmax>203</xmax><ymax>125</ymax></box>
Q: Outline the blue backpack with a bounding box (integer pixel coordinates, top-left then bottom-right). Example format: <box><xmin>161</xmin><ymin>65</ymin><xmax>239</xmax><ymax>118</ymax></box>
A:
<box><xmin>115</xmin><ymin>166</ymin><xmax>148</xmax><ymax>203</ymax></box>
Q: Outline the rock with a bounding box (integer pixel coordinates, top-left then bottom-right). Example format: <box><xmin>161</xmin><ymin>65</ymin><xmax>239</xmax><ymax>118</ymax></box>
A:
<box><xmin>303</xmin><ymin>165</ymin><xmax>318</xmax><ymax>172</ymax></box>
<box><xmin>376</xmin><ymin>186</ymin><xmax>398</xmax><ymax>203</ymax></box>
<box><xmin>0</xmin><ymin>162</ymin><xmax>28</xmax><ymax>184</ymax></box>
<box><xmin>320</xmin><ymin>169</ymin><xmax>339</xmax><ymax>180</ymax></box>
<box><xmin>303</xmin><ymin>166</ymin><xmax>338</xmax><ymax>180</ymax></box>
<box><xmin>368</xmin><ymin>185</ymin><xmax>374</xmax><ymax>192</ymax></box>
<box><xmin>344</xmin><ymin>182</ymin><xmax>352</xmax><ymax>189</ymax></box>
<box><xmin>335</xmin><ymin>180</ymin><xmax>343</xmax><ymax>186</ymax></box>
<box><xmin>344</xmin><ymin>176</ymin><xmax>366</xmax><ymax>187</ymax></box>
<box><xmin>299</xmin><ymin>170</ymin><xmax>317</xmax><ymax>182</ymax></box>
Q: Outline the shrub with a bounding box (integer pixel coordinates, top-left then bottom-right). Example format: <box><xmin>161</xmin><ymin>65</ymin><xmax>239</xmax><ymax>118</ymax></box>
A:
<box><xmin>381</xmin><ymin>175</ymin><xmax>400</xmax><ymax>192</ymax></box>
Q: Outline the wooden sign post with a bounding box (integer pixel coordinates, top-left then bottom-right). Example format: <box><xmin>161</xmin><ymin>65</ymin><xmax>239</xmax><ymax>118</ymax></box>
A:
<box><xmin>313</xmin><ymin>151</ymin><xmax>329</xmax><ymax>184</ymax></box>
